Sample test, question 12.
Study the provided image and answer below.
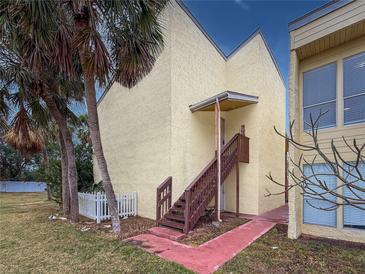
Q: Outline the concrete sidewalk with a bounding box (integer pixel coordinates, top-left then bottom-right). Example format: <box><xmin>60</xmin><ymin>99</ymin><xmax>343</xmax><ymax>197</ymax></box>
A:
<box><xmin>126</xmin><ymin>205</ymin><xmax>288</xmax><ymax>274</ymax></box>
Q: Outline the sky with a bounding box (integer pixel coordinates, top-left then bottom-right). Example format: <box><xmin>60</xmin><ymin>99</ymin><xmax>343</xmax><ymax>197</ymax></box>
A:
<box><xmin>182</xmin><ymin>0</ymin><xmax>328</xmax><ymax>87</ymax></box>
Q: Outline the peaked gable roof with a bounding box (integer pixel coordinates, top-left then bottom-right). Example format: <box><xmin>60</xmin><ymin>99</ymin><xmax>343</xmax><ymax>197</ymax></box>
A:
<box><xmin>98</xmin><ymin>1</ymin><xmax>285</xmax><ymax>105</ymax></box>
<box><xmin>176</xmin><ymin>0</ymin><xmax>284</xmax><ymax>84</ymax></box>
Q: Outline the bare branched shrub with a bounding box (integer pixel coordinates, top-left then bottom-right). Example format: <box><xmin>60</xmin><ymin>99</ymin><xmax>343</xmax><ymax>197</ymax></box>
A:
<box><xmin>267</xmin><ymin>111</ymin><xmax>364</xmax><ymax>211</ymax></box>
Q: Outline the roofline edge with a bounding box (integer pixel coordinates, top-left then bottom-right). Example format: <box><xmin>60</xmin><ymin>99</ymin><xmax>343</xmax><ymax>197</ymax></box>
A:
<box><xmin>175</xmin><ymin>0</ymin><xmax>227</xmax><ymax>60</ymax></box>
<box><xmin>288</xmin><ymin>0</ymin><xmax>354</xmax><ymax>32</ymax></box>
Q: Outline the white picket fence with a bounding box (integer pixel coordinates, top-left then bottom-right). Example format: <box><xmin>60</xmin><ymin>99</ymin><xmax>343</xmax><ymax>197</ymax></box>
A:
<box><xmin>78</xmin><ymin>192</ymin><xmax>137</xmax><ymax>223</ymax></box>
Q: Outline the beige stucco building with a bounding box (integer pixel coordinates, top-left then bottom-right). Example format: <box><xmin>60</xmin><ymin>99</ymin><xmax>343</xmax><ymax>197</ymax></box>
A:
<box><xmin>288</xmin><ymin>0</ymin><xmax>365</xmax><ymax>243</ymax></box>
<box><xmin>95</xmin><ymin>0</ymin><xmax>286</xmax><ymax>226</ymax></box>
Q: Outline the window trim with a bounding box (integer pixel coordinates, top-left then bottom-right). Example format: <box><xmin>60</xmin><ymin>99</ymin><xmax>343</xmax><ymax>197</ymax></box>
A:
<box><xmin>342</xmin><ymin>51</ymin><xmax>365</xmax><ymax>126</ymax></box>
<box><xmin>302</xmin><ymin>62</ymin><xmax>337</xmax><ymax>131</ymax></box>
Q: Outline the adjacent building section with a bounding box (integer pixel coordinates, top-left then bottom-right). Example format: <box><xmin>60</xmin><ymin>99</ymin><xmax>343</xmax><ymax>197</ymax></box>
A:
<box><xmin>288</xmin><ymin>0</ymin><xmax>365</xmax><ymax>243</ymax></box>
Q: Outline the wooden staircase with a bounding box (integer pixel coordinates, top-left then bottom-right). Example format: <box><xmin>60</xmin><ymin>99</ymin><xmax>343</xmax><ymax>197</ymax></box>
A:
<box><xmin>156</xmin><ymin>130</ymin><xmax>249</xmax><ymax>233</ymax></box>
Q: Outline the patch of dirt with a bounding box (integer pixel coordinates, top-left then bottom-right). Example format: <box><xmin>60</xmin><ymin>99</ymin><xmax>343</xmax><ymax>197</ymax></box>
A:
<box><xmin>300</xmin><ymin>233</ymin><xmax>365</xmax><ymax>250</ymax></box>
<box><xmin>77</xmin><ymin>216</ymin><xmax>155</xmax><ymax>239</ymax></box>
<box><xmin>180</xmin><ymin>211</ymin><xmax>249</xmax><ymax>246</ymax></box>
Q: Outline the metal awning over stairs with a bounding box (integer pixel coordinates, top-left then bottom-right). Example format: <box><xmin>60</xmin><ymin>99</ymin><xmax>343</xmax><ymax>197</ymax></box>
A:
<box><xmin>189</xmin><ymin>91</ymin><xmax>258</xmax><ymax>112</ymax></box>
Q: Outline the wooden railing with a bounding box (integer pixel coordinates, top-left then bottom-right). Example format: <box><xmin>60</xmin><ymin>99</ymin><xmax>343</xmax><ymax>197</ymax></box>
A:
<box><xmin>156</xmin><ymin>176</ymin><xmax>172</xmax><ymax>224</ymax></box>
<box><xmin>183</xmin><ymin>134</ymin><xmax>240</xmax><ymax>233</ymax></box>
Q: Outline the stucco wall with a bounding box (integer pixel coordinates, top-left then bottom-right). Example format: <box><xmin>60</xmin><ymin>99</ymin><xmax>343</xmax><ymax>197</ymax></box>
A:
<box><xmin>289</xmin><ymin>32</ymin><xmax>365</xmax><ymax>242</ymax></box>
<box><xmin>224</xmin><ymin>34</ymin><xmax>286</xmax><ymax>215</ymax></box>
<box><xmin>169</xmin><ymin>0</ymin><xmax>226</xmax><ymax>202</ymax></box>
<box><xmin>94</xmin><ymin>8</ymin><xmax>172</xmax><ymax>219</ymax></box>
<box><xmin>95</xmin><ymin>1</ymin><xmax>286</xmax><ymax>219</ymax></box>
<box><xmin>256</xmin><ymin>35</ymin><xmax>286</xmax><ymax>214</ymax></box>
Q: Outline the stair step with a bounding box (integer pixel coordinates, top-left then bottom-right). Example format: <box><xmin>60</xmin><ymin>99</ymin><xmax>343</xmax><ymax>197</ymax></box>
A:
<box><xmin>171</xmin><ymin>207</ymin><xmax>184</xmax><ymax>214</ymax></box>
<box><xmin>164</xmin><ymin>213</ymin><xmax>185</xmax><ymax>222</ymax></box>
<box><xmin>160</xmin><ymin>219</ymin><xmax>185</xmax><ymax>230</ymax></box>
<box><xmin>175</xmin><ymin>200</ymin><xmax>185</xmax><ymax>208</ymax></box>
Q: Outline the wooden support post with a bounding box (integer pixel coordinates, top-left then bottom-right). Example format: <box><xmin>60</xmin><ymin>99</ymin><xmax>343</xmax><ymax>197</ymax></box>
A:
<box><xmin>184</xmin><ymin>190</ymin><xmax>190</xmax><ymax>234</ymax></box>
<box><xmin>236</xmin><ymin>130</ymin><xmax>240</xmax><ymax>217</ymax></box>
<box><xmin>236</xmin><ymin>161</ymin><xmax>239</xmax><ymax>217</ymax></box>
<box><xmin>215</xmin><ymin>98</ymin><xmax>222</xmax><ymax>222</ymax></box>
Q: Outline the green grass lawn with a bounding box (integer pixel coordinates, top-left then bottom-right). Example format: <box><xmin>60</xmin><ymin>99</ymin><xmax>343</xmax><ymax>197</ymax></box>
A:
<box><xmin>217</xmin><ymin>224</ymin><xmax>365</xmax><ymax>274</ymax></box>
<box><xmin>0</xmin><ymin>192</ymin><xmax>191</xmax><ymax>274</ymax></box>
<box><xmin>1</xmin><ymin>193</ymin><xmax>364</xmax><ymax>274</ymax></box>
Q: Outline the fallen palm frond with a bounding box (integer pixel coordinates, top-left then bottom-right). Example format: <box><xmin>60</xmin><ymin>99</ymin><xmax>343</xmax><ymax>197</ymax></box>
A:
<box><xmin>4</xmin><ymin>107</ymin><xmax>44</xmax><ymax>154</ymax></box>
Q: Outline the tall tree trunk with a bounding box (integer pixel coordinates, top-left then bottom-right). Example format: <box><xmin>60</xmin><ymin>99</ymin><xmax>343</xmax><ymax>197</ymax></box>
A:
<box><xmin>42</xmin><ymin>148</ymin><xmax>51</xmax><ymax>200</ymax></box>
<box><xmin>78</xmin><ymin>48</ymin><xmax>121</xmax><ymax>235</ymax></box>
<box><xmin>59</xmin><ymin>130</ymin><xmax>70</xmax><ymax>216</ymax></box>
<box><xmin>42</xmin><ymin>94</ymin><xmax>79</xmax><ymax>223</ymax></box>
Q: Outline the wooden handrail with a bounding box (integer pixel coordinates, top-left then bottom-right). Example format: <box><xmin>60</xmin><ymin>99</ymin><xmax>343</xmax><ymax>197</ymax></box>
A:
<box><xmin>156</xmin><ymin>129</ymin><xmax>247</xmax><ymax>234</ymax></box>
<box><xmin>183</xmin><ymin>133</ymin><xmax>240</xmax><ymax>233</ymax></box>
<box><xmin>156</xmin><ymin>176</ymin><xmax>172</xmax><ymax>224</ymax></box>
<box><xmin>186</xmin><ymin>157</ymin><xmax>217</xmax><ymax>191</ymax></box>
<box><xmin>185</xmin><ymin>134</ymin><xmax>240</xmax><ymax>192</ymax></box>
<box><xmin>222</xmin><ymin>133</ymin><xmax>240</xmax><ymax>153</ymax></box>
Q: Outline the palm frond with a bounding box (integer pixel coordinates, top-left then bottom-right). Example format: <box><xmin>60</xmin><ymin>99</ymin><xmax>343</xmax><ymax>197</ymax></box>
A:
<box><xmin>4</xmin><ymin>106</ymin><xmax>44</xmax><ymax>154</ymax></box>
<box><xmin>27</xmin><ymin>98</ymin><xmax>49</xmax><ymax>128</ymax></box>
<box><xmin>53</xmin><ymin>22</ymin><xmax>75</xmax><ymax>78</ymax></box>
<box><xmin>0</xmin><ymin>114</ymin><xmax>9</xmax><ymax>135</ymax></box>
<box><xmin>107</xmin><ymin>0</ymin><xmax>167</xmax><ymax>88</ymax></box>
<box><xmin>74</xmin><ymin>25</ymin><xmax>111</xmax><ymax>85</ymax></box>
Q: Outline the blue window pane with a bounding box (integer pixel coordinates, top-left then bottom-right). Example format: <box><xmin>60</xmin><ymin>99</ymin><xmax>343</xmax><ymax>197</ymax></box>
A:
<box><xmin>344</xmin><ymin>94</ymin><xmax>365</xmax><ymax>125</ymax></box>
<box><xmin>303</xmin><ymin>63</ymin><xmax>336</xmax><ymax>106</ymax></box>
<box><xmin>303</xmin><ymin>164</ymin><xmax>337</xmax><ymax>201</ymax></box>
<box><xmin>343</xmin><ymin>163</ymin><xmax>365</xmax><ymax>229</ymax></box>
<box><xmin>303</xmin><ymin>102</ymin><xmax>336</xmax><ymax>130</ymax></box>
<box><xmin>303</xmin><ymin>164</ymin><xmax>337</xmax><ymax>227</ymax></box>
<box><xmin>344</xmin><ymin>52</ymin><xmax>365</xmax><ymax>97</ymax></box>
<box><xmin>303</xmin><ymin>199</ymin><xmax>337</xmax><ymax>227</ymax></box>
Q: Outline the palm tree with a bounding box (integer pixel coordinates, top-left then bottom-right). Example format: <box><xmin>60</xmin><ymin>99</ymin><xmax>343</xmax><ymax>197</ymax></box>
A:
<box><xmin>0</xmin><ymin>0</ymin><xmax>85</xmax><ymax>222</ymax></box>
<box><xmin>0</xmin><ymin>37</ymin><xmax>82</xmax><ymax>223</ymax></box>
<box><xmin>1</xmin><ymin>0</ymin><xmax>168</xmax><ymax>234</ymax></box>
<box><xmin>0</xmin><ymin>71</ymin><xmax>81</xmax><ymax>220</ymax></box>
<box><xmin>62</xmin><ymin>0</ymin><xmax>168</xmax><ymax>235</ymax></box>
<box><xmin>0</xmin><ymin>71</ymin><xmax>82</xmax><ymax>221</ymax></box>
<box><xmin>59</xmin><ymin>130</ymin><xmax>70</xmax><ymax>214</ymax></box>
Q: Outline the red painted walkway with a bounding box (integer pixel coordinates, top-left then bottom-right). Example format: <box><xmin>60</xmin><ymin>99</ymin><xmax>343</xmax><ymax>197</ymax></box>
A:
<box><xmin>126</xmin><ymin>205</ymin><xmax>288</xmax><ymax>274</ymax></box>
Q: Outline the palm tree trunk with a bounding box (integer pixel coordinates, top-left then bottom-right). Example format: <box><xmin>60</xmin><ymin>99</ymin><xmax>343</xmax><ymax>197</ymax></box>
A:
<box><xmin>42</xmin><ymin>148</ymin><xmax>52</xmax><ymax>201</ymax></box>
<box><xmin>78</xmin><ymin>49</ymin><xmax>121</xmax><ymax>235</ymax></box>
<box><xmin>42</xmin><ymin>94</ymin><xmax>79</xmax><ymax>223</ymax></box>
<box><xmin>59</xmin><ymin>130</ymin><xmax>70</xmax><ymax>215</ymax></box>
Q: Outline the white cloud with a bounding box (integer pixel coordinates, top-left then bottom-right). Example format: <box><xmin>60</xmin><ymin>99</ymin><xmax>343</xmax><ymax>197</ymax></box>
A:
<box><xmin>234</xmin><ymin>0</ymin><xmax>250</xmax><ymax>11</ymax></box>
